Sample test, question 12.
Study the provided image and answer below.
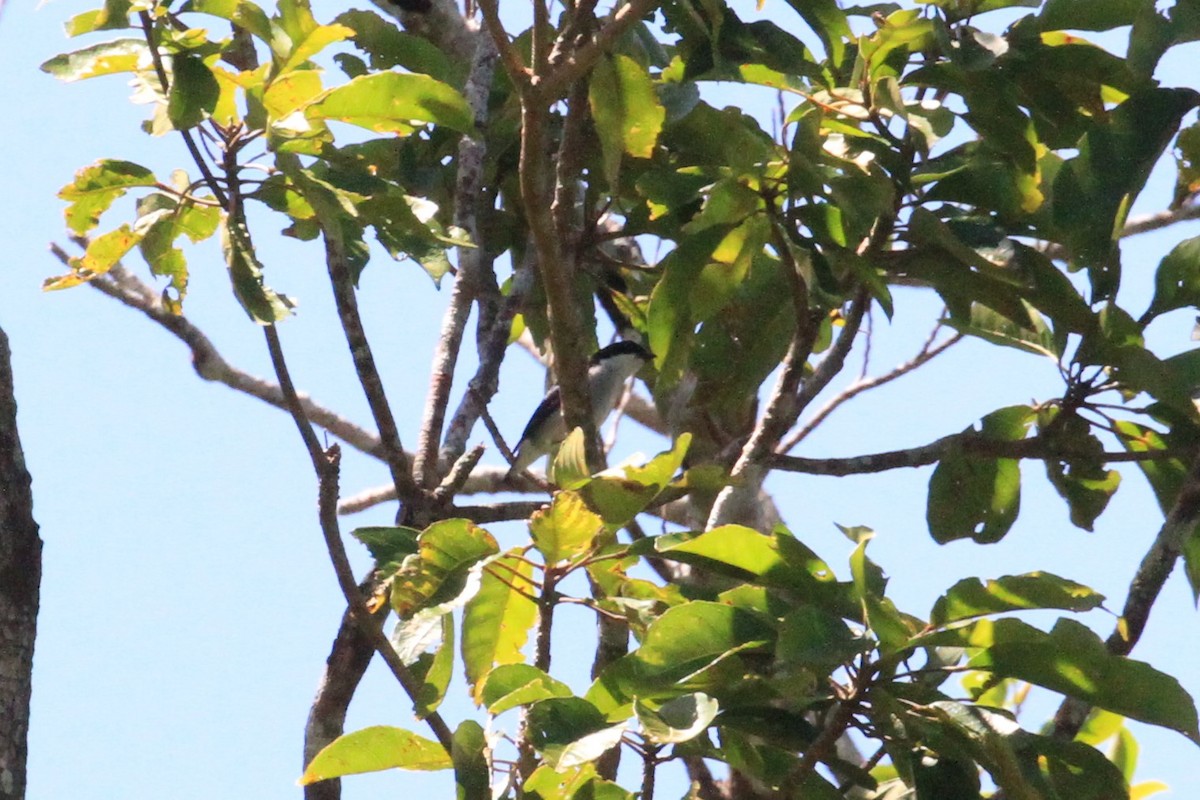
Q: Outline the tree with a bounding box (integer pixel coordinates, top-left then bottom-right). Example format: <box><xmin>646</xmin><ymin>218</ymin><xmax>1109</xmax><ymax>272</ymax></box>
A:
<box><xmin>36</xmin><ymin>0</ymin><xmax>1200</xmax><ymax>798</ymax></box>
<box><xmin>0</xmin><ymin>326</ymin><xmax>41</xmax><ymax>800</ymax></box>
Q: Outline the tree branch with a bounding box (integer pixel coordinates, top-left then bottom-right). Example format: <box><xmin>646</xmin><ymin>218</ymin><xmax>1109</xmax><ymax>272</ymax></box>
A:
<box><xmin>772</xmin><ymin>433</ymin><xmax>1187</xmax><ymax>476</ymax></box>
<box><xmin>315</xmin><ymin>445</ymin><xmax>455</xmax><ymax>751</ymax></box>
<box><xmin>704</xmin><ymin>234</ymin><xmax>828</xmax><ymax>528</ymax></box>
<box><xmin>517</xmin><ymin>74</ymin><xmax>595</xmax><ymax>473</ymax></box>
<box><xmin>1040</xmin><ymin>202</ymin><xmax>1200</xmax><ymax>261</ymax></box>
<box><xmin>539</xmin><ymin>0</ymin><xmax>662</xmax><ymax>98</ymax></box>
<box><xmin>67</xmin><ymin>258</ymin><xmax>388</xmax><ymax>460</ymax></box>
<box><xmin>476</xmin><ymin>0</ymin><xmax>531</xmax><ymax>87</ymax></box>
<box><xmin>371</xmin><ymin>0</ymin><xmax>475</xmax><ymax>63</ymax></box>
<box><xmin>322</xmin><ymin>237</ymin><xmax>423</xmax><ymax>512</ymax></box>
<box><xmin>412</xmin><ymin>37</ymin><xmax>499</xmax><ymax>490</ymax></box>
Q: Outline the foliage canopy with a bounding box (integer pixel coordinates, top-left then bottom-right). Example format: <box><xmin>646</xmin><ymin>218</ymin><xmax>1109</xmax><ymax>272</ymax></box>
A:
<box><xmin>40</xmin><ymin>0</ymin><xmax>1200</xmax><ymax>797</ymax></box>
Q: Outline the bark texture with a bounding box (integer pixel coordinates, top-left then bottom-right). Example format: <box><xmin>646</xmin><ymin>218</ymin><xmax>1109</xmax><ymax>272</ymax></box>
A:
<box><xmin>0</xmin><ymin>325</ymin><xmax>41</xmax><ymax>800</ymax></box>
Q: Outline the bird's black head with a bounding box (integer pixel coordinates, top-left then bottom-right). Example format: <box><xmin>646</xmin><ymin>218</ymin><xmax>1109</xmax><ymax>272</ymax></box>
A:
<box><xmin>591</xmin><ymin>340</ymin><xmax>653</xmax><ymax>365</ymax></box>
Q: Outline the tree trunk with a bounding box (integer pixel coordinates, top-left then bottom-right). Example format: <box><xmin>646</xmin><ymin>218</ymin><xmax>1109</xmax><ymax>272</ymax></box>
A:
<box><xmin>0</xmin><ymin>325</ymin><xmax>41</xmax><ymax>800</ymax></box>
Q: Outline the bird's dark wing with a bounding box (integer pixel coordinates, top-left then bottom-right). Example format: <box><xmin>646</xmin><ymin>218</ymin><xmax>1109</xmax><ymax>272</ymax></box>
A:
<box><xmin>518</xmin><ymin>385</ymin><xmax>561</xmax><ymax>445</ymax></box>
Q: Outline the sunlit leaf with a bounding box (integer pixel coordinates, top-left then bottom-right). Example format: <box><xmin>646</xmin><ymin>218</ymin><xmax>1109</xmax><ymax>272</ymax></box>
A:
<box><xmin>299</xmin><ymin>725</ymin><xmax>450</xmax><ymax>784</ymax></box>
<box><xmin>529</xmin><ymin>491</ymin><xmax>603</xmax><ymax>565</ymax></box>
<box><xmin>636</xmin><ymin>692</ymin><xmax>719</xmax><ymax>744</ymax></box>
<box><xmin>931</xmin><ymin>572</ymin><xmax>1104</xmax><ymax>626</ymax></box>
<box><xmin>390</xmin><ymin>519</ymin><xmax>499</xmax><ymax>617</ymax></box>
<box><xmin>41</xmin><ymin>39</ymin><xmax>148</xmax><ymax>81</ymax></box>
<box><xmin>462</xmin><ymin>550</ymin><xmax>538</xmax><ymax>701</ymax></box>
<box><xmin>58</xmin><ymin>159</ymin><xmax>157</xmax><ymax>235</ymax></box>
<box><xmin>480</xmin><ymin>664</ymin><xmax>573</xmax><ymax>715</ymax></box>
<box><xmin>305</xmin><ymin>71</ymin><xmax>473</xmax><ymax>135</ymax></box>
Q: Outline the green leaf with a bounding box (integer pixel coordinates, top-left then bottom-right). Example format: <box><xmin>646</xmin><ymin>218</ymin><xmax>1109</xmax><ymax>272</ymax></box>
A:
<box><xmin>633</xmin><ymin>690</ymin><xmax>715</xmax><ymax>748</ymax></box>
<box><xmin>636</xmin><ymin>692</ymin><xmax>720</xmax><ymax>744</ymax></box>
<box><xmin>299</xmin><ymin>725</ymin><xmax>451</xmax><ymax>784</ymax></box>
<box><xmin>1052</xmin><ymin>88</ymin><xmax>1198</xmax><ymax>298</ymax></box>
<box><xmin>44</xmin><ymin>225</ymin><xmax>144</xmax><ymax>291</ymax></box>
<box><xmin>776</xmin><ymin>606</ymin><xmax>873</xmax><ymax>667</ymax></box>
<box><xmin>523</xmin><ymin>764</ymin><xmax>634</xmax><ymax>800</ymax></box>
<box><xmin>305</xmin><ymin>71</ymin><xmax>474</xmax><ymax>135</ymax></box>
<box><xmin>652</xmin><ymin>525</ymin><xmax>848</xmax><ymax>612</ymax></box>
<box><xmin>1039</xmin><ymin>0</ymin><xmax>1143</xmax><ymax>31</ymax></box>
<box><xmin>65</xmin><ymin>0</ymin><xmax>133</xmax><ymax>35</ymax></box>
<box><xmin>333</xmin><ymin>10</ymin><xmax>456</xmax><ymax>84</ymax></box>
<box><xmin>550</xmin><ymin>428</ymin><xmax>591</xmax><ymax>490</ymax></box>
<box><xmin>134</xmin><ymin>194</ymin><xmax>220</xmax><ymax>311</ymax></box>
<box><xmin>461</xmin><ymin>550</ymin><xmax>538</xmax><ymax>701</ymax></box>
<box><xmin>930</xmin><ymin>572</ymin><xmax>1105</xmax><ymax>627</ymax></box>
<box><xmin>1144</xmin><ymin>235</ymin><xmax>1200</xmax><ymax>322</ymax></box>
<box><xmin>945</xmin><ymin>302</ymin><xmax>1059</xmax><ymax>359</ymax></box>
<box><xmin>167</xmin><ymin>54</ymin><xmax>220</xmax><ymax>129</ymax></box>
<box><xmin>527</xmin><ymin>698</ymin><xmax>627</xmax><ymax>770</ymax></box>
<box><xmin>944</xmin><ymin>618</ymin><xmax>1200</xmax><ymax>742</ymax></box>
<box><xmin>529</xmin><ymin>491</ymin><xmax>603</xmax><ymax>565</ymax></box>
<box><xmin>913</xmin><ymin>701</ymin><xmax>1055</xmax><ymax>800</ymax></box>
<box><xmin>391</xmin><ymin>519</ymin><xmax>499</xmax><ymax>617</ymax></box>
<box><xmin>589</xmin><ymin>53</ymin><xmax>666</xmax><ymax>186</ymax></box>
<box><xmin>220</xmin><ymin>213</ymin><xmax>296</xmax><ymax>323</ymax></box>
<box><xmin>583</xmin><ymin>433</ymin><xmax>691</xmax><ymax>526</ymax></box>
<box><xmin>783</xmin><ymin>0</ymin><xmax>849</xmax><ymax>67</ymax></box>
<box><xmin>41</xmin><ymin>39</ymin><xmax>148</xmax><ymax>81</ymax></box>
<box><xmin>408</xmin><ymin>612</ymin><xmax>455</xmax><ymax>718</ymax></box>
<box><xmin>351</xmin><ymin>525</ymin><xmax>420</xmax><ymax>575</ymax></box>
<box><xmin>609</xmin><ymin>601</ymin><xmax>775</xmax><ymax>696</ymax></box>
<box><xmin>480</xmin><ymin>664</ymin><xmax>574</xmax><ymax>715</ymax></box>
<box><xmin>451</xmin><ymin>721</ymin><xmax>489</xmax><ymax>800</ymax></box>
<box><xmin>849</xmin><ymin>535</ymin><xmax>915</xmax><ymax>652</ymax></box>
<box><xmin>278</xmin><ymin>23</ymin><xmax>354</xmax><ymax>76</ymax></box>
<box><xmin>183</xmin><ymin>0</ymin><xmax>272</xmax><ymax>42</ymax></box>
<box><xmin>58</xmin><ymin>159</ymin><xmax>157</xmax><ymax>235</ymax></box>
<box><xmin>927</xmin><ymin>405</ymin><xmax>1034</xmax><ymax>544</ymax></box>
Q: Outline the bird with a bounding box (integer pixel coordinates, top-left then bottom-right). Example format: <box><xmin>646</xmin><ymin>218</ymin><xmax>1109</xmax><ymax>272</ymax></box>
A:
<box><xmin>509</xmin><ymin>340</ymin><xmax>654</xmax><ymax>475</ymax></box>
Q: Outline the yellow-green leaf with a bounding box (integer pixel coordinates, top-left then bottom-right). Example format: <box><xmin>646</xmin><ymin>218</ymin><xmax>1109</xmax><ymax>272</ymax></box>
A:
<box><xmin>529</xmin><ymin>491</ymin><xmax>603</xmax><ymax>565</ymax></box>
<box><xmin>299</xmin><ymin>726</ymin><xmax>450</xmax><ymax>784</ymax></box>
<box><xmin>58</xmin><ymin>159</ymin><xmax>157</xmax><ymax>235</ymax></box>
<box><xmin>462</xmin><ymin>550</ymin><xmax>538</xmax><ymax>701</ymax></box>
<box><xmin>41</xmin><ymin>39</ymin><xmax>148</xmax><ymax>82</ymax></box>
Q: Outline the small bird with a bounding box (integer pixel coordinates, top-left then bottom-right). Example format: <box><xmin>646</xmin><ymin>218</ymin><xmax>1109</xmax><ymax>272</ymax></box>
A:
<box><xmin>509</xmin><ymin>341</ymin><xmax>654</xmax><ymax>475</ymax></box>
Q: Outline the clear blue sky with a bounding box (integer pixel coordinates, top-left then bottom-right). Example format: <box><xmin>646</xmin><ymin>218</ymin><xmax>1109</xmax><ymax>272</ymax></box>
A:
<box><xmin>4</xmin><ymin>0</ymin><xmax>1200</xmax><ymax>797</ymax></box>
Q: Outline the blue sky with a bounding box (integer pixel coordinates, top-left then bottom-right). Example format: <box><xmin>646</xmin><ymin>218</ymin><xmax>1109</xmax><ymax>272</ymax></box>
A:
<box><xmin>5</xmin><ymin>0</ymin><xmax>1200</xmax><ymax>797</ymax></box>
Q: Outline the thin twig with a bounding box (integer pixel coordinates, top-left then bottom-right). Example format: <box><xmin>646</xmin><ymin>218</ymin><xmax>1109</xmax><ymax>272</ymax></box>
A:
<box><xmin>792</xmin><ymin>286</ymin><xmax>871</xmax><ymax>420</ymax></box>
<box><xmin>432</xmin><ymin>443</ymin><xmax>486</xmax><ymax>505</ymax></box>
<box><xmin>137</xmin><ymin>11</ymin><xmax>227</xmax><ymax>207</ymax></box>
<box><xmin>780</xmin><ymin>328</ymin><xmax>962</xmax><ymax>453</ymax></box>
<box><xmin>322</xmin><ymin>236</ymin><xmax>423</xmax><ymax>512</ymax></box>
